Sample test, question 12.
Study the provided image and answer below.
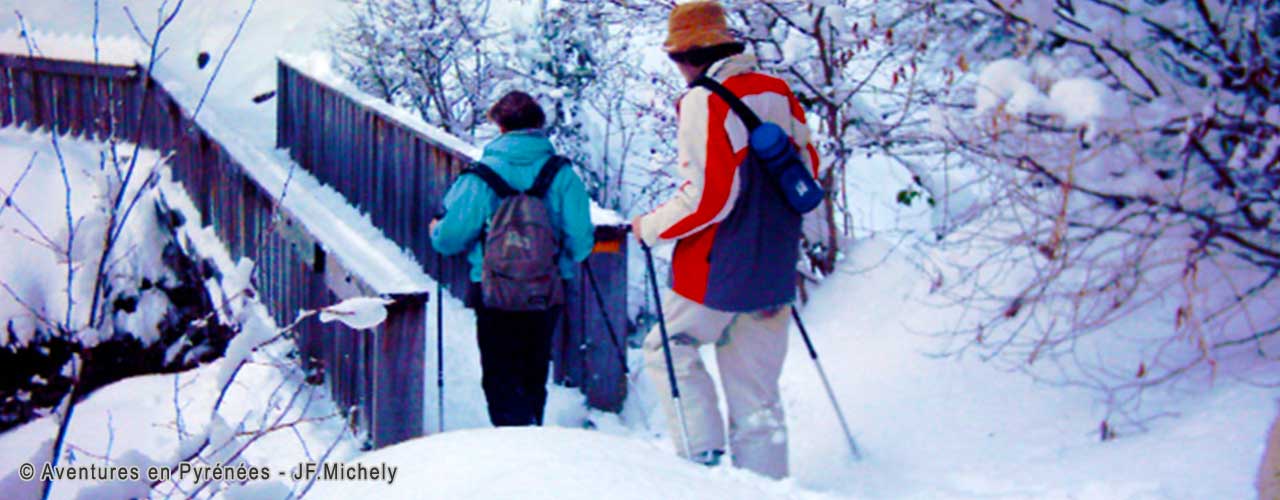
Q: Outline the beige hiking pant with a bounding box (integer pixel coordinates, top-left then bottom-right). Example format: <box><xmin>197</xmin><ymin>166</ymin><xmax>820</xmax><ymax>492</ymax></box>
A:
<box><xmin>643</xmin><ymin>290</ymin><xmax>790</xmax><ymax>479</ymax></box>
<box><xmin>1260</xmin><ymin>402</ymin><xmax>1280</xmax><ymax>499</ymax></box>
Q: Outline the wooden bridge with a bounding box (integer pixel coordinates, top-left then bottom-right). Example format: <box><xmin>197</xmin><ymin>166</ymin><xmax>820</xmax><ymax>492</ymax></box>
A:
<box><xmin>0</xmin><ymin>52</ymin><xmax>628</xmax><ymax>448</ymax></box>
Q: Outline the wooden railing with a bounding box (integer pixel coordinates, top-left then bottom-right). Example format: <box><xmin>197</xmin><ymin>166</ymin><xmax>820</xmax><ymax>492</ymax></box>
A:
<box><xmin>0</xmin><ymin>54</ymin><xmax>428</xmax><ymax>447</ymax></box>
<box><xmin>276</xmin><ymin>58</ymin><xmax>628</xmax><ymax>411</ymax></box>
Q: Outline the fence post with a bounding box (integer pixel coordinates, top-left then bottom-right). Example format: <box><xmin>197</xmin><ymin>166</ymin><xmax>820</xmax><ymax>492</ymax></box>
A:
<box><xmin>372</xmin><ymin>293</ymin><xmax>428</xmax><ymax>447</ymax></box>
<box><xmin>582</xmin><ymin>238</ymin><xmax>628</xmax><ymax>412</ymax></box>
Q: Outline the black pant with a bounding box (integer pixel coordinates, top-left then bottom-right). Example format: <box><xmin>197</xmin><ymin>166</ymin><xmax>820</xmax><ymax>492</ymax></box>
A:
<box><xmin>470</xmin><ymin>285</ymin><xmax>561</xmax><ymax>427</ymax></box>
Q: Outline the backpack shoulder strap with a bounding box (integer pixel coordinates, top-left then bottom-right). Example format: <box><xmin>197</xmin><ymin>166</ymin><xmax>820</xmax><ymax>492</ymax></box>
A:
<box><xmin>462</xmin><ymin>161</ymin><xmax>519</xmax><ymax>199</ymax></box>
<box><xmin>527</xmin><ymin>156</ymin><xmax>567</xmax><ymax>198</ymax></box>
<box><xmin>692</xmin><ymin>75</ymin><xmax>763</xmax><ymax>131</ymax></box>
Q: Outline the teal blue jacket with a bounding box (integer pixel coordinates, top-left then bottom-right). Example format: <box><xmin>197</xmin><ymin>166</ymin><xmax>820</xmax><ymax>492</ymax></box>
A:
<box><xmin>430</xmin><ymin>130</ymin><xmax>595</xmax><ymax>283</ymax></box>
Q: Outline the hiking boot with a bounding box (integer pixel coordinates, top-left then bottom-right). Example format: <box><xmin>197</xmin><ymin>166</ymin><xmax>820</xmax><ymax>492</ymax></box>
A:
<box><xmin>691</xmin><ymin>449</ymin><xmax>725</xmax><ymax>467</ymax></box>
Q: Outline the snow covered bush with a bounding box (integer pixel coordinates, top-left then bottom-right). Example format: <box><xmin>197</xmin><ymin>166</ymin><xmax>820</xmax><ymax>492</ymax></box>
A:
<box><xmin>0</xmin><ymin>129</ymin><xmax>238</xmax><ymax>433</ymax></box>
<box><xmin>903</xmin><ymin>0</ymin><xmax>1280</xmax><ymax>431</ymax></box>
<box><xmin>734</xmin><ymin>0</ymin><xmax>937</xmax><ymax>272</ymax></box>
<box><xmin>510</xmin><ymin>1</ymin><xmax>681</xmax><ymax>212</ymax></box>
<box><xmin>330</xmin><ymin>0</ymin><xmax>498</xmax><ymax>140</ymax></box>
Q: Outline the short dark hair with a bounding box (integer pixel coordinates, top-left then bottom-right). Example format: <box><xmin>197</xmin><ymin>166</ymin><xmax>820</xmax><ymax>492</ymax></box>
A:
<box><xmin>667</xmin><ymin>42</ymin><xmax>745</xmax><ymax>68</ymax></box>
<box><xmin>487</xmin><ymin>91</ymin><xmax>546</xmax><ymax>131</ymax></box>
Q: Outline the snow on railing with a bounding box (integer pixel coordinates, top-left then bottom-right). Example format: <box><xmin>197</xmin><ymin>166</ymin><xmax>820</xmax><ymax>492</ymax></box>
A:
<box><xmin>276</xmin><ymin>51</ymin><xmax>628</xmax><ymax>228</ymax></box>
<box><xmin>278</xmin><ymin>52</ymin><xmax>482</xmax><ymax>160</ymax></box>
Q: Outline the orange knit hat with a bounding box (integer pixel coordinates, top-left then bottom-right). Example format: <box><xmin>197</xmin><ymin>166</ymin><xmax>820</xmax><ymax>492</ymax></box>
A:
<box><xmin>662</xmin><ymin>1</ymin><xmax>736</xmax><ymax>54</ymax></box>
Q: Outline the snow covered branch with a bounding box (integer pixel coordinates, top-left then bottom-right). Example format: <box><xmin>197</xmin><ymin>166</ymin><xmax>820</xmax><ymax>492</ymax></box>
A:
<box><xmin>902</xmin><ymin>0</ymin><xmax>1280</xmax><ymax>429</ymax></box>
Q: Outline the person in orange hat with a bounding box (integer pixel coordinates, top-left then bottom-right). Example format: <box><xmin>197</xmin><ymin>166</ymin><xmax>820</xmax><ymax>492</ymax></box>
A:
<box><xmin>630</xmin><ymin>0</ymin><xmax>821</xmax><ymax>480</ymax></box>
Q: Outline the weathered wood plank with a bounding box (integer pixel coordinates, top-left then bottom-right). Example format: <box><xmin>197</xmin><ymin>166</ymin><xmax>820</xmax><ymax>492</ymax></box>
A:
<box><xmin>74</xmin><ymin>76</ymin><xmax>93</xmax><ymax>139</ymax></box>
<box><xmin>10</xmin><ymin>68</ymin><xmax>33</xmax><ymax>129</ymax></box>
<box><xmin>0</xmin><ymin>67</ymin><xmax>12</xmax><ymax>128</ymax></box>
<box><xmin>276</xmin><ymin>62</ymin><xmax>287</xmax><ymax>150</ymax></box>
<box><xmin>31</xmin><ymin>71</ymin><xmax>53</xmax><ymax>131</ymax></box>
<box><xmin>0</xmin><ymin>55</ymin><xmax>136</xmax><ymax>79</ymax></box>
<box><xmin>373</xmin><ymin>294</ymin><xmax>427</xmax><ymax>447</ymax></box>
<box><xmin>93</xmin><ymin>77</ymin><xmax>112</xmax><ymax>140</ymax></box>
<box><xmin>53</xmin><ymin>74</ymin><xmax>72</xmax><ymax>136</ymax></box>
<box><xmin>107</xmin><ymin>77</ymin><xmax>128</xmax><ymax>140</ymax></box>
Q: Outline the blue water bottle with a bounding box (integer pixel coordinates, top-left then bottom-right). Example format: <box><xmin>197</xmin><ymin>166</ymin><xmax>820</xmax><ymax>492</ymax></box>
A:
<box><xmin>750</xmin><ymin>123</ymin><xmax>825</xmax><ymax>214</ymax></box>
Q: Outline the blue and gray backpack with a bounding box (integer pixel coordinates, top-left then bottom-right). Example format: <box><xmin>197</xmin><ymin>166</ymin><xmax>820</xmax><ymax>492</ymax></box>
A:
<box><xmin>464</xmin><ymin>156</ymin><xmax>568</xmax><ymax>311</ymax></box>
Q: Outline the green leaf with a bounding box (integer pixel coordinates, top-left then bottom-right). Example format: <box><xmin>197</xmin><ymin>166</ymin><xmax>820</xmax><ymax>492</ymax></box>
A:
<box><xmin>896</xmin><ymin>189</ymin><xmax>921</xmax><ymax>206</ymax></box>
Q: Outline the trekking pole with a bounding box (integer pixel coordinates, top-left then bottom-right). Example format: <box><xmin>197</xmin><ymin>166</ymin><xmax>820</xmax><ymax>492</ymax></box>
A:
<box><xmin>791</xmin><ymin>307</ymin><xmax>861</xmax><ymax>460</ymax></box>
<box><xmin>641</xmin><ymin>241</ymin><xmax>694</xmax><ymax>460</ymax></box>
<box><xmin>436</xmin><ymin>251</ymin><xmax>445</xmax><ymax>434</ymax></box>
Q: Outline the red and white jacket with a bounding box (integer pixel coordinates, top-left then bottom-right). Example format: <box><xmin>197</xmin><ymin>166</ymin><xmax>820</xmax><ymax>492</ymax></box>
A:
<box><xmin>638</xmin><ymin>53</ymin><xmax>820</xmax><ymax>306</ymax></box>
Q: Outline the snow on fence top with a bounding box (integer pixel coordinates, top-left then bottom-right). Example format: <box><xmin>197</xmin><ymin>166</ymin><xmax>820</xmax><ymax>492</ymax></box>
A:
<box><xmin>0</xmin><ymin>29</ymin><xmax>145</xmax><ymax>66</ymax></box>
<box><xmin>204</xmin><ymin>123</ymin><xmax>436</xmax><ymax>296</ymax></box>
<box><xmin>0</xmin><ymin>39</ymin><xmax>434</xmax><ymax>295</ymax></box>
<box><xmin>128</xmin><ymin>57</ymin><xmax>437</xmax><ymax>295</ymax></box>
<box><xmin>234</xmin><ymin>143</ymin><xmax>436</xmax><ymax>296</ymax></box>
<box><xmin>278</xmin><ymin>52</ymin><xmax>483</xmax><ymax>160</ymax></box>
<box><xmin>277</xmin><ymin>51</ymin><xmax>628</xmax><ymax>227</ymax></box>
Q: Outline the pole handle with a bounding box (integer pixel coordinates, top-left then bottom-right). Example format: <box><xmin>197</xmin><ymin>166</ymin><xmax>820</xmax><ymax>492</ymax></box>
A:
<box><xmin>791</xmin><ymin>307</ymin><xmax>820</xmax><ymax>360</ymax></box>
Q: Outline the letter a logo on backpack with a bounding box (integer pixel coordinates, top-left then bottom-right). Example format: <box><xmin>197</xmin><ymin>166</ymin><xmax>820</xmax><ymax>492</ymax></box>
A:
<box><xmin>503</xmin><ymin>231</ymin><xmax>532</xmax><ymax>251</ymax></box>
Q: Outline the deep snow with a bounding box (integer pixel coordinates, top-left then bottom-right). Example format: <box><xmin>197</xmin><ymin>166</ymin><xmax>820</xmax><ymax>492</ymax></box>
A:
<box><xmin>307</xmin><ymin>427</ymin><xmax>834</xmax><ymax>500</ymax></box>
<box><xmin>2</xmin><ymin>236</ymin><xmax>1272</xmax><ymax>498</ymax></box>
<box><xmin>0</xmin><ymin>128</ymin><xmax>170</xmax><ymax>348</ymax></box>
<box><xmin>0</xmin><ymin>1</ymin><xmax>1274</xmax><ymax>499</ymax></box>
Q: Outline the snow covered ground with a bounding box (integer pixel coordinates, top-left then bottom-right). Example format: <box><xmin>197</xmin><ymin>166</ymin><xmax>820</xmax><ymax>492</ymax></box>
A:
<box><xmin>0</xmin><ymin>1</ymin><xmax>1274</xmax><ymax>499</ymax></box>
<box><xmin>1</xmin><ymin>231</ymin><xmax>1271</xmax><ymax>498</ymax></box>
<box><xmin>0</xmin><ymin>333</ymin><xmax>361</xmax><ymax>499</ymax></box>
<box><xmin>412</xmin><ymin>236</ymin><xmax>1276</xmax><ymax>499</ymax></box>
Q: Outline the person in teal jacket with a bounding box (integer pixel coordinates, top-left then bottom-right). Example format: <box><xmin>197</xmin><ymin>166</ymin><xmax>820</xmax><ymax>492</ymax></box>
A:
<box><xmin>430</xmin><ymin>90</ymin><xmax>594</xmax><ymax>426</ymax></box>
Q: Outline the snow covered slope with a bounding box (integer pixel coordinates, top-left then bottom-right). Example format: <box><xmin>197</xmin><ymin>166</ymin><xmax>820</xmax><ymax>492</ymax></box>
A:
<box><xmin>782</xmin><ymin>239</ymin><xmax>1274</xmax><ymax>498</ymax></box>
<box><xmin>308</xmin><ymin>427</ymin><xmax>835</xmax><ymax>500</ymax></box>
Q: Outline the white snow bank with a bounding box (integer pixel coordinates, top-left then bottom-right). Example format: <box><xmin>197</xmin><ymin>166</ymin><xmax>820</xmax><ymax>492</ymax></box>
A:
<box><xmin>0</xmin><ymin>327</ymin><xmax>360</xmax><ymax>499</ymax></box>
<box><xmin>0</xmin><ymin>29</ymin><xmax>144</xmax><ymax>65</ymax></box>
<box><xmin>782</xmin><ymin>237</ymin><xmax>1276</xmax><ymax>499</ymax></box>
<box><xmin>309</xmin><ymin>427</ymin><xmax>835</xmax><ymax>500</ymax></box>
<box><xmin>589</xmin><ymin>202</ymin><xmax>627</xmax><ymax>226</ymax></box>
